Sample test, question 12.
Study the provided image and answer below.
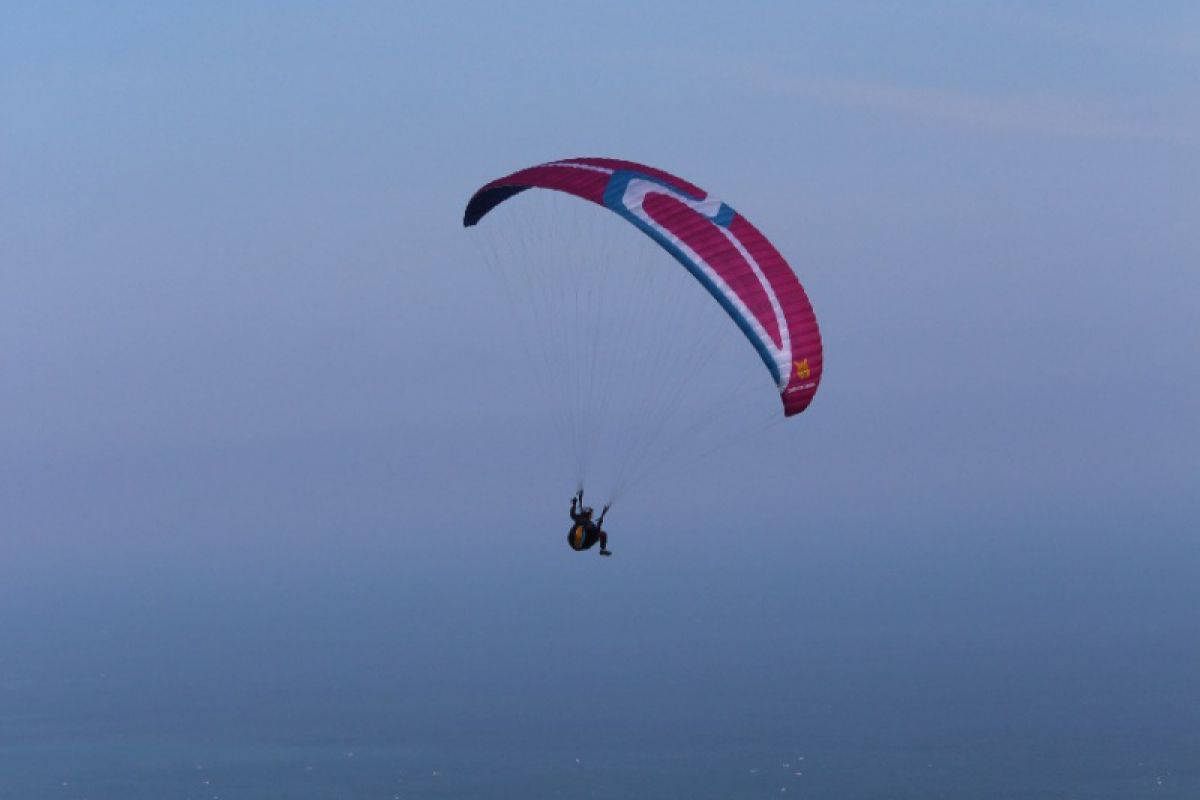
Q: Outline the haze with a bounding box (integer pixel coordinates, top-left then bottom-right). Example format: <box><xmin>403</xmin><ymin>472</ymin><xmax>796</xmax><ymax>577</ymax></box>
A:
<box><xmin>2</xmin><ymin>4</ymin><xmax>1197</xmax><ymax>797</ymax></box>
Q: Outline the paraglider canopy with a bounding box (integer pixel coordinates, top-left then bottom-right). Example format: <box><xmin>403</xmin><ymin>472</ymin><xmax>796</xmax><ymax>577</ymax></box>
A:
<box><xmin>464</xmin><ymin>157</ymin><xmax>822</xmax><ymax>416</ymax></box>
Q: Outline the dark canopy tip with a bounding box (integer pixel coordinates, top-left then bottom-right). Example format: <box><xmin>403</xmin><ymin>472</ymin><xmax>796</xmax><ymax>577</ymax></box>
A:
<box><xmin>463</xmin><ymin>185</ymin><xmax>529</xmax><ymax>227</ymax></box>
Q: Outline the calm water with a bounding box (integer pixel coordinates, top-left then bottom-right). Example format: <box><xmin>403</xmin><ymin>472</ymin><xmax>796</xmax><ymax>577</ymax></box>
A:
<box><xmin>3</xmin><ymin>734</ymin><xmax>1192</xmax><ymax>800</ymax></box>
<box><xmin>3</xmin><ymin>627</ymin><xmax>1196</xmax><ymax>798</ymax></box>
<box><xmin>3</xmin><ymin>525</ymin><xmax>1197</xmax><ymax>799</ymax></box>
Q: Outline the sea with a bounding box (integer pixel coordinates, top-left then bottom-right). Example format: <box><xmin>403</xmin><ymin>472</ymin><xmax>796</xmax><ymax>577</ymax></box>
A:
<box><xmin>3</xmin><ymin>531</ymin><xmax>1197</xmax><ymax>799</ymax></box>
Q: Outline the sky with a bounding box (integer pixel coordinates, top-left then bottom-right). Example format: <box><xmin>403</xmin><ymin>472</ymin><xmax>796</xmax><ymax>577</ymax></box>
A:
<box><xmin>2</xmin><ymin>2</ymin><xmax>1198</xmax><ymax>795</ymax></box>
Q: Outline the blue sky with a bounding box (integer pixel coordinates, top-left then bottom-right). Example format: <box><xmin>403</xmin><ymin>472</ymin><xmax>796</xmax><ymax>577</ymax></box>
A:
<box><xmin>5</xmin><ymin>1</ymin><xmax>1196</xmax><ymax>527</ymax></box>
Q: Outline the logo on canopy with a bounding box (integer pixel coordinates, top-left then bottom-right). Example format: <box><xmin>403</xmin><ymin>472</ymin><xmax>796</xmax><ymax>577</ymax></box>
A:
<box><xmin>794</xmin><ymin>359</ymin><xmax>811</xmax><ymax>380</ymax></box>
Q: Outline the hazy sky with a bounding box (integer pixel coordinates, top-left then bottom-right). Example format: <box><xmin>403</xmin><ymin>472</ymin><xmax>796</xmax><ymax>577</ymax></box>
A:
<box><xmin>1</xmin><ymin>5</ymin><xmax>1198</xmax><ymax>791</ymax></box>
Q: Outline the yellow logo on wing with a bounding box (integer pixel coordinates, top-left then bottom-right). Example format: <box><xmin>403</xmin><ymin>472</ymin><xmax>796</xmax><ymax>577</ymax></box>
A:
<box><xmin>794</xmin><ymin>358</ymin><xmax>811</xmax><ymax>380</ymax></box>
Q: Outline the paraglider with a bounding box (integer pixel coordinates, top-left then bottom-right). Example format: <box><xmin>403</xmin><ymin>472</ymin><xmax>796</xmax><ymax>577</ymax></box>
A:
<box><xmin>568</xmin><ymin>489</ymin><xmax>611</xmax><ymax>556</ymax></box>
<box><xmin>464</xmin><ymin>157</ymin><xmax>823</xmax><ymax>538</ymax></box>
